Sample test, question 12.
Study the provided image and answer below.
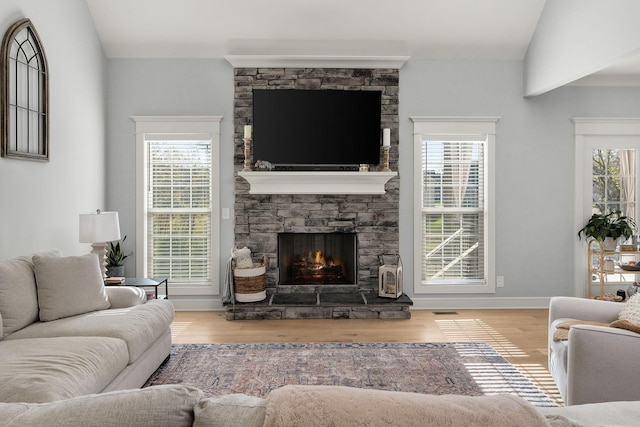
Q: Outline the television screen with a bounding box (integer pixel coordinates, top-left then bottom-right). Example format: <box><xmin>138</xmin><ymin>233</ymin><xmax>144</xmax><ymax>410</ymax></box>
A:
<box><xmin>252</xmin><ymin>89</ymin><xmax>382</xmax><ymax>170</ymax></box>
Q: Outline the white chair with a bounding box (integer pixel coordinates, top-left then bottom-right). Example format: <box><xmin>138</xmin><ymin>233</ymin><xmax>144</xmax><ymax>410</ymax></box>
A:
<box><xmin>548</xmin><ymin>296</ymin><xmax>640</xmax><ymax>405</ymax></box>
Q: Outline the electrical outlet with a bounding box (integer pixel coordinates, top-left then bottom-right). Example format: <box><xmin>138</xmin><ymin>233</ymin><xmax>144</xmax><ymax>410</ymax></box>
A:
<box><xmin>497</xmin><ymin>276</ymin><xmax>505</xmax><ymax>288</ymax></box>
<box><xmin>222</xmin><ymin>208</ymin><xmax>230</xmax><ymax>219</ymax></box>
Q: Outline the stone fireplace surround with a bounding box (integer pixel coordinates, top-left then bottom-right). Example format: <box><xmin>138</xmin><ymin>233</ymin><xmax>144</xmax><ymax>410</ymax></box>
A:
<box><xmin>228</xmin><ymin>67</ymin><xmax>412</xmax><ymax>319</ymax></box>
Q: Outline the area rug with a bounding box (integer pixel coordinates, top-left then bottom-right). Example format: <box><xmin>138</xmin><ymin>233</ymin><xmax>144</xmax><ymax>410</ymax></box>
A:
<box><xmin>144</xmin><ymin>342</ymin><xmax>556</xmax><ymax>407</ymax></box>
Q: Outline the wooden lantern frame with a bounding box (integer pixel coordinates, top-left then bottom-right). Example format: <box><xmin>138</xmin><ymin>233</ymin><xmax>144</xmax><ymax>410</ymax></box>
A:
<box><xmin>378</xmin><ymin>254</ymin><xmax>403</xmax><ymax>298</ymax></box>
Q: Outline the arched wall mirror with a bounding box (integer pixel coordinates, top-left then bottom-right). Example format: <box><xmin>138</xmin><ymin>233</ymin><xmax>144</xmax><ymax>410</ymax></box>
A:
<box><xmin>1</xmin><ymin>18</ymin><xmax>49</xmax><ymax>161</ymax></box>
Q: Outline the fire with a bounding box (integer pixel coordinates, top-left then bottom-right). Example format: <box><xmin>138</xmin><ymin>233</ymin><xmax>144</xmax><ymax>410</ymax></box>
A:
<box><xmin>289</xmin><ymin>249</ymin><xmax>346</xmax><ymax>284</ymax></box>
<box><xmin>306</xmin><ymin>250</ymin><xmax>341</xmax><ymax>270</ymax></box>
<box><xmin>308</xmin><ymin>250</ymin><xmax>325</xmax><ymax>270</ymax></box>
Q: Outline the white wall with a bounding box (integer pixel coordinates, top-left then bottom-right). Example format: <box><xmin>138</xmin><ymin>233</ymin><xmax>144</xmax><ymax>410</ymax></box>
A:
<box><xmin>105</xmin><ymin>59</ymin><xmax>235</xmax><ymax>302</ymax></box>
<box><xmin>400</xmin><ymin>59</ymin><xmax>640</xmax><ymax>308</ymax></box>
<box><xmin>0</xmin><ymin>0</ymin><xmax>106</xmax><ymax>259</ymax></box>
<box><xmin>106</xmin><ymin>58</ymin><xmax>640</xmax><ymax>309</ymax></box>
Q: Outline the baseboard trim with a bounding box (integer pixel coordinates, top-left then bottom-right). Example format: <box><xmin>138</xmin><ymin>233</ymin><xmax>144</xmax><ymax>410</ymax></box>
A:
<box><xmin>172</xmin><ymin>296</ymin><xmax>550</xmax><ymax>311</ymax></box>
<box><xmin>409</xmin><ymin>297</ymin><xmax>551</xmax><ymax>310</ymax></box>
<box><xmin>169</xmin><ymin>297</ymin><xmax>224</xmax><ymax>311</ymax></box>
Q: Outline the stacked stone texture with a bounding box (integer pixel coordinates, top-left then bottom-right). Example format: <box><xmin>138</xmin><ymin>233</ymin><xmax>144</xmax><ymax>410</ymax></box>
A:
<box><xmin>234</xmin><ymin>68</ymin><xmax>400</xmax><ymax>294</ymax></box>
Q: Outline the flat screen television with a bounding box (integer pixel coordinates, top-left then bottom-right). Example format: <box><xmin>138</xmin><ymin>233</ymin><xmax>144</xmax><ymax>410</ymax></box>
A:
<box><xmin>252</xmin><ymin>89</ymin><xmax>382</xmax><ymax>170</ymax></box>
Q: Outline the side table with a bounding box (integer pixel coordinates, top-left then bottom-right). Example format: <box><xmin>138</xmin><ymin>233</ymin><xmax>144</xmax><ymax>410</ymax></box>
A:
<box><xmin>119</xmin><ymin>277</ymin><xmax>168</xmax><ymax>300</ymax></box>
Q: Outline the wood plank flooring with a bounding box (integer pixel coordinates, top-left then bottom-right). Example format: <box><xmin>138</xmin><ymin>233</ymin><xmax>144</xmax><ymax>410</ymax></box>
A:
<box><xmin>171</xmin><ymin>309</ymin><xmax>562</xmax><ymax>404</ymax></box>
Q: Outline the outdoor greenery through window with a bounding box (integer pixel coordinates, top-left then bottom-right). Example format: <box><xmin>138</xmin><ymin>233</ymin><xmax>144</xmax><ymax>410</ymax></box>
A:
<box><xmin>591</xmin><ymin>149</ymin><xmax>635</xmax><ymax>219</ymax></box>
<box><xmin>146</xmin><ymin>139</ymin><xmax>212</xmax><ymax>283</ymax></box>
<box><xmin>421</xmin><ymin>139</ymin><xmax>485</xmax><ymax>285</ymax></box>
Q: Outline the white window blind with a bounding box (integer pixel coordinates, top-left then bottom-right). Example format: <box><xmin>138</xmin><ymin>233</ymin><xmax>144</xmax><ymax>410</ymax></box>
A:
<box><xmin>146</xmin><ymin>140</ymin><xmax>212</xmax><ymax>283</ymax></box>
<box><xmin>421</xmin><ymin>138</ymin><xmax>485</xmax><ymax>285</ymax></box>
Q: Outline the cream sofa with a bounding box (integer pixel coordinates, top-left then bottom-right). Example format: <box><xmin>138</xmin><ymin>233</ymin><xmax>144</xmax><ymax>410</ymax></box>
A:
<box><xmin>1</xmin><ymin>384</ymin><xmax>640</xmax><ymax>427</ymax></box>
<box><xmin>0</xmin><ymin>250</ymin><xmax>174</xmax><ymax>403</ymax></box>
<box><xmin>548</xmin><ymin>296</ymin><xmax>640</xmax><ymax>406</ymax></box>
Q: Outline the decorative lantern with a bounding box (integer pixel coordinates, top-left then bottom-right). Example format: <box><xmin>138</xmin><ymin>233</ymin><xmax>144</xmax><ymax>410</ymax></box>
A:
<box><xmin>378</xmin><ymin>254</ymin><xmax>403</xmax><ymax>298</ymax></box>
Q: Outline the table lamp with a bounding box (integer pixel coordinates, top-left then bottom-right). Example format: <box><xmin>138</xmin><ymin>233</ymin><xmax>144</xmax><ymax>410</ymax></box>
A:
<box><xmin>79</xmin><ymin>209</ymin><xmax>121</xmax><ymax>279</ymax></box>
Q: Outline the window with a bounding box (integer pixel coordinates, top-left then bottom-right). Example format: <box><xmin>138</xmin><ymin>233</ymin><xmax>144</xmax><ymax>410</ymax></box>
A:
<box><xmin>591</xmin><ymin>148</ymin><xmax>636</xmax><ymax>218</ymax></box>
<box><xmin>412</xmin><ymin>117</ymin><xmax>498</xmax><ymax>294</ymax></box>
<box><xmin>1</xmin><ymin>18</ymin><xmax>49</xmax><ymax>161</ymax></box>
<box><xmin>133</xmin><ymin>117</ymin><xmax>222</xmax><ymax>296</ymax></box>
<box><xmin>575</xmin><ymin>118</ymin><xmax>640</xmax><ymax>295</ymax></box>
<box><xmin>147</xmin><ymin>139</ymin><xmax>212</xmax><ymax>281</ymax></box>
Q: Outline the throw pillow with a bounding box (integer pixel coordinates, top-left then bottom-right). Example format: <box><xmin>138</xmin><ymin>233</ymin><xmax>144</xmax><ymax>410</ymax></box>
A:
<box><xmin>33</xmin><ymin>253</ymin><xmax>110</xmax><ymax>321</ymax></box>
<box><xmin>232</xmin><ymin>246</ymin><xmax>253</xmax><ymax>268</ymax></box>
<box><xmin>617</xmin><ymin>293</ymin><xmax>640</xmax><ymax>324</ymax></box>
<box><xmin>610</xmin><ymin>293</ymin><xmax>640</xmax><ymax>334</ymax></box>
<box><xmin>0</xmin><ymin>249</ymin><xmax>62</xmax><ymax>338</ymax></box>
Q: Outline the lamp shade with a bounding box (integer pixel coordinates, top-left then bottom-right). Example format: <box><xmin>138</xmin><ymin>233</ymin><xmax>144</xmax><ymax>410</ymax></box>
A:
<box><xmin>79</xmin><ymin>211</ymin><xmax>121</xmax><ymax>243</ymax></box>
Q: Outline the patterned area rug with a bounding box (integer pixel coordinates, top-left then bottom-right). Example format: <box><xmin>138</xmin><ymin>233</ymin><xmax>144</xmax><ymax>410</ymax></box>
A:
<box><xmin>144</xmin><ymin>342</ymin><xmax>555</xmax><ymax>407</ymax></box>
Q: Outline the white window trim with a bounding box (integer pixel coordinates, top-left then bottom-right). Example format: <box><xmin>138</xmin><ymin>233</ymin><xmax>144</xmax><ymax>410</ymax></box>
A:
<box><xmin>574</xmin><ymin>117</ymin><xmax>640</xmax><ymax>297</ymax></box>
<box><xmin>132</xmin><ymin>116</ymin><xmax>222</xmax><ymax>296</ymax></box>
<box><xmin>411</xmin><ymin>116</ymin><xmax>498</xmax><ymax>294</ymax></box>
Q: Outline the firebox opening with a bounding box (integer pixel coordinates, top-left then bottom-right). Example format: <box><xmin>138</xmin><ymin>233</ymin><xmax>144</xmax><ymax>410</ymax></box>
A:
<box><xmin>278</xmin><ymin>232</ymin><xmax>357</xmax><ymax>285</ymax></box>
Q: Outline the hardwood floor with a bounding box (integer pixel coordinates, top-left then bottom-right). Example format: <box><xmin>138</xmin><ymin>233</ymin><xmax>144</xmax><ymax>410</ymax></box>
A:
<box><xmin>171</xmin><ymin>308</ymin><xmax>562</xmax><ymax>404</ymax></box>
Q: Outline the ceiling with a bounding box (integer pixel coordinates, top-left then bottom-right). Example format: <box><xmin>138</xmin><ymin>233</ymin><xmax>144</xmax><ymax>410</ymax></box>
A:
<box><xmin>85</xmin><ymin>0</ymin><xmax>640</xmax><ymax>83</ymax></box>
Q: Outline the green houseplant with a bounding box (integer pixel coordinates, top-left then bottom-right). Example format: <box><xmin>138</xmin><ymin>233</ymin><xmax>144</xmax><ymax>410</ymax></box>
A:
<box><xmin>106</xmin><ymin>235</ymin><xmax>130</xmax><ymax>277</ymax></box>
<box><xmin>578</xmin><ymin>210</ymin><xmax>636</xmax><ymax>249</ymax></box>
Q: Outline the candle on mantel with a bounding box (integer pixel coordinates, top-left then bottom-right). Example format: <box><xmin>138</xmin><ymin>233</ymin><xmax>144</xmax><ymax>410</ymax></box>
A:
<box><xmin>244</xmin><ymin>125</ymin><xmax>252</xmax><ymax>139</ymax></box>
<box><xmin>382</xmin><ymin>128</ymin><xmax>391</xmax><ymax>146</ymax></box>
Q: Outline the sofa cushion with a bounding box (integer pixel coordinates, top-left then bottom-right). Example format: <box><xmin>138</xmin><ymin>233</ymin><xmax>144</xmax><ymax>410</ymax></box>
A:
<box><xmin>33</xmin><ymin>253</ymin><xmax>110</xmax><ymax>321</ymax></box>
<box><xmin>0</xmin><ymin>259</ymin><xmax>36</xmax><ymax>338</ymax></box>
<box><xmin>0</xmin><ymin>385</ymin><xmax>203</xmax><ymax>427</ymax></box>
<box><xmin>0</xmin><ymin>249</ymin><xmax>62</xmax><ymax>339</ymax></box>
<box><xmin>194</xmin><ymin>394</ymin><xmax>266</xmax><ymax>427</ymax></box>
<box><xmin>4</xmin><ymin>300</ymin><xmax>174</xmax><ymax>363</ymax></box>
<box><xmin>0</xmin><ymin>250</ymin><xmax>61</xmax><ymax>338</ymax></box>
<box><xmin>262</xmin><ymin>385</ymin><xmax>550</xmax><ymax>427</ymax></box>
<box><xmin>539</xmin><ymin>400</ymin><xmax>640</xmax><ymax>426</ymax></box>
<box><xmin>0</xmin><ymin>336</ymin><xmax>129</xmax><ymax>403</ymax></box>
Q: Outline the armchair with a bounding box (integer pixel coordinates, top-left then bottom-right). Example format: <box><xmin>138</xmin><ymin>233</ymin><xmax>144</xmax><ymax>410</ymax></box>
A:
<box><xmin>548</xmin><ymin>296</ymin><xmax>640</xmax><ymax>405</ymax></box>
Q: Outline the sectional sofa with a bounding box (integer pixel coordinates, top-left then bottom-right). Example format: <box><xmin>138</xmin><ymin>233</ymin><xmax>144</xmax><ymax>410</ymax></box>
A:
<box><xmin>2</xmin><ymin>384</ymin><xmax>640</xmax><ymax>426</ymax></box>
<box><xmin>0</xmin><ymin>250</ymin><xmax>174</xmax><ymax>403</ymax></box>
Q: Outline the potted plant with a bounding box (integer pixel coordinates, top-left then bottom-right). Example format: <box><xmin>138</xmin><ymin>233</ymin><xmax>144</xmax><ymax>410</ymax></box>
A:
<box><xmin>578</xmin><ymin>210</ymin><xmax>636</xmax><ymax>250</ymax></box>
<box><xmin>106</xmin><ymin>235</ymin><xmax>130</xmax><ymax>278</ymax></box>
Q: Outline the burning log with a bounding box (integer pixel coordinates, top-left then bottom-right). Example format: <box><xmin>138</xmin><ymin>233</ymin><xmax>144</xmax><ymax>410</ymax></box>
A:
<box><xmin>290</xmin><ymin>251</ymin><xmax>344</xmax><ymax>284</ymax></box>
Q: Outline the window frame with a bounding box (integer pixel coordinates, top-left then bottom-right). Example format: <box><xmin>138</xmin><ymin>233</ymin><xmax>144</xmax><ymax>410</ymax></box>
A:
<box><xmin>412</xmin><ymin>116</ymin><xmax>498</xmax><ymax>294</ymax></box>
<box><xmin>133</xmin><ymin>116</ymin><xmax>222</xmax><ymax>296</ymax></box>
<box><xmin>574</xmin><ymin>117</ymin><xmax>640</xmax><ymax>296</ymax></box>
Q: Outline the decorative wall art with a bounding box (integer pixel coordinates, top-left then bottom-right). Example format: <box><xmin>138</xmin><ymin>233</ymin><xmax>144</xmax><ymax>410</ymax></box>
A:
<box><xmin>1</xmin><ymin>18</ymin><xmax>49</xmax><ymax>161</ymax></box>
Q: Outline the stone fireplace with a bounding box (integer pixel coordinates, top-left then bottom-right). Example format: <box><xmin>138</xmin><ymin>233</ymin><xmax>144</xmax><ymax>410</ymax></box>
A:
<box><xmin>228</xmin><ymin>66</ymin><xmax>412</xmax><ymax>319</ymax></box>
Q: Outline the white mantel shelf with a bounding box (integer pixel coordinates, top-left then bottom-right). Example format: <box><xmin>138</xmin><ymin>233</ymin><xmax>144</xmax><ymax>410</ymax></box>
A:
<box><xmin>225</xmin><ymin>55</ymin><xmax>409</xmax><ymax>69</ymax></box>
<box><xmin>238</xmin><ymin>171</ymin><xmax>397</xmax><ymax>195</ymax></box>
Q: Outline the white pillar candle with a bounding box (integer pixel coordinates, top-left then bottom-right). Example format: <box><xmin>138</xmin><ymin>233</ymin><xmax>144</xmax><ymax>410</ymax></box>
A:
<box><xmin>383</xmin><ymin>128</ymin><xmax>391</xmax><ymax>146</ymax></box>
<box><xmin>244</xmin><ymin>125</ymin><xmax>252</xmax><ymax>139</ymax></box>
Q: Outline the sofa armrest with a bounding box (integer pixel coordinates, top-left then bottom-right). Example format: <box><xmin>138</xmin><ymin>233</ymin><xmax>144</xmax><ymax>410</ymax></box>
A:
<box><xmin>549</xmin><ymin>296</ymin><xmax>621</xmax><ymax>325</ymax></box>
<box><xmin>105</xmin><ymin>286</ymin><xmax>146</xmax><ymax>308</ymax></box>
<box><xmin>566</xmin><ymin>324</ymin><xmax>640</xmax><ymax>405</ymax></box>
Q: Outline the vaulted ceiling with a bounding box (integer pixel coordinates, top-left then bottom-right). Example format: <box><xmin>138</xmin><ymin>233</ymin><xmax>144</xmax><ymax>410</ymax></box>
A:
<box><xmin>85</xmin><ymin>0</ymin><xmax>640</xmax><ymax>95</ymax></box>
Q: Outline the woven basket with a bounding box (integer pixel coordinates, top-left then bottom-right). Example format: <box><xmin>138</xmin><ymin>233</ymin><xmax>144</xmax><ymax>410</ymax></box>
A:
<box><xmin>233</xmin><ymin>255</ymin><xmax>266</xmax><ymax>302</ymax></box>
